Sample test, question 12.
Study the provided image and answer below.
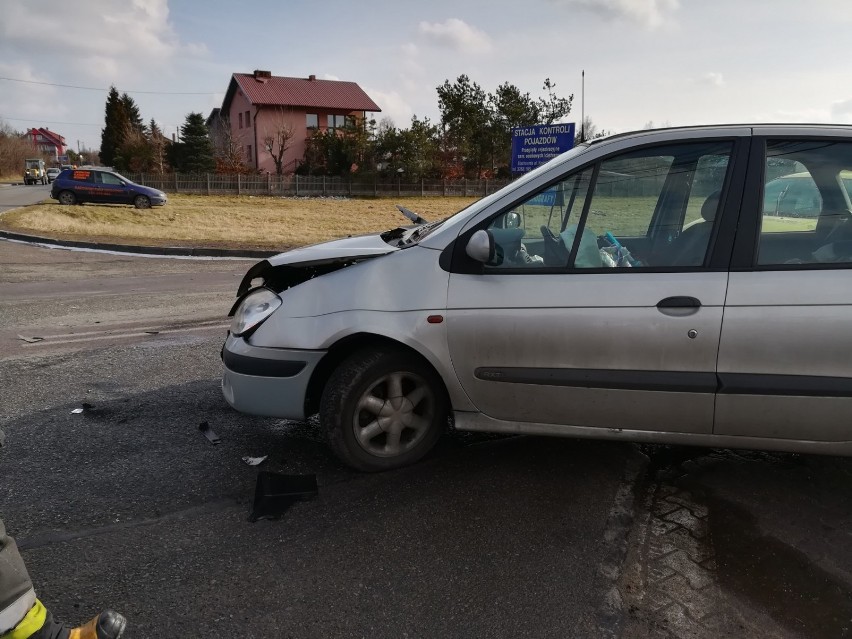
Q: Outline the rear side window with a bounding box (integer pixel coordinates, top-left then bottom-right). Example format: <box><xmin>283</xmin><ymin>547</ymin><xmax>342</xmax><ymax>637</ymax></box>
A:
<box><xmin>758</xmin><ymin>141</ymin><xmax>852</xmax><ymax>266</ymax></box>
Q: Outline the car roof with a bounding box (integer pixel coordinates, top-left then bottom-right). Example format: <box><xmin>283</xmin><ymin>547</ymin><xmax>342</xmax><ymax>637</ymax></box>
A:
<box><xmin>587</xmin><ymin>123</ymin><xmax>852</xmax><ymax>147</ymax></box>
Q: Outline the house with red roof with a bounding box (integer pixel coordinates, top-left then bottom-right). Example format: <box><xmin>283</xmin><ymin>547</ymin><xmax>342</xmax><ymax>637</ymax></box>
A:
<box><xmin>215</xmin><ymin>70</ymin><xmax>381</xmax><ymax>174</ymax></box>
<box><xmin>24</xmin><ymin>127</ymin><xmax>67</xmax><ymax>160</ymax></box>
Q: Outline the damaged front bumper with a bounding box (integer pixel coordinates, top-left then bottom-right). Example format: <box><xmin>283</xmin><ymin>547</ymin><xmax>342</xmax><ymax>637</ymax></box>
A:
<box><xmin>221</xmin><ymin>334</ymin><xmax>325</xmax><ymax>420</ymax></box>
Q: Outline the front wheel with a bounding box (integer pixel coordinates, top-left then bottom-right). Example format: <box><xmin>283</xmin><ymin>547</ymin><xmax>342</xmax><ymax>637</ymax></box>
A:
<box><xmin>58</xmin><ymin>190</ymin><xmax>76</xmax><ymax>205</ymax></box>
<box><xmin>321</xmin><ymin>349</ymin><xmax>447</xmax><ymax>472</ymax></box>
<box><xmin>134</xmin><ymin>195</ymin><xmax>151</xmax><ymax>209</ymax></box>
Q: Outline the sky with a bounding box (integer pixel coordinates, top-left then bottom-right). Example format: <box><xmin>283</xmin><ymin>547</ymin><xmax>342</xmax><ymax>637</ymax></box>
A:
<box><xmin>2</xmin><ymin>0</ymin><xmax>852</xmax><ymax>155</ymax></box>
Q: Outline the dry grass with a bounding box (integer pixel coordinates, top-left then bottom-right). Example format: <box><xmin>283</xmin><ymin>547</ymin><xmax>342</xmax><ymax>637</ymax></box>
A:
<box><xmin>0</xmin><ymin>194</ymin><xmax>479</xmax><ymax>250</ymax></box>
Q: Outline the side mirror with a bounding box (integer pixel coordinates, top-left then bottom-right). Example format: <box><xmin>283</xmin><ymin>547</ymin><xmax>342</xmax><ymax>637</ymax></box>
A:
<box><xmin>466</xmin><ymin>229</ymin><xmax>496</xmax><ymax>264</ymax></box>
<box><xmin>506</xmin><ymin>212</ymin><xmax>521</xmax><ymax>228</ymax></box>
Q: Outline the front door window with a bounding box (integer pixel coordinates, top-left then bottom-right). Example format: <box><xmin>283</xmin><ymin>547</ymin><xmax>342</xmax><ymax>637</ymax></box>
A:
<box><xmin>571</xmin><ymin>142</ymin><xmax>733</xmax><ymax>268</ymax></box>
<box><xmin>486</xmin><ymin>168</ymin><xmax>593</xmax><ymax>268</ymax></box>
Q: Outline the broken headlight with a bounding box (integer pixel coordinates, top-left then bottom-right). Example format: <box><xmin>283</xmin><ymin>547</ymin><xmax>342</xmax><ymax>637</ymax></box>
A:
<box><xmin>230</xmin><ymin>288</ymin><xmax>282</xmax><ymax>337</ymax></box>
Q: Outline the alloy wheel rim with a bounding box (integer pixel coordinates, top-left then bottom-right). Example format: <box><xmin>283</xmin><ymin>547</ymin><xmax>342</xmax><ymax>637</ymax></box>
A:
<box><xmin>352</xmin><ymin>371</ymin><xmax>435</xmax><ymax>458</ymax></box>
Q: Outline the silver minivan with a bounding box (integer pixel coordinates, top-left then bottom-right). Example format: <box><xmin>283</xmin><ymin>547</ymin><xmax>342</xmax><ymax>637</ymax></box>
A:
<box><xmin>223</xmin><ymin>124</ymin><xmax>852</xmax><ymax>471</ymax></box>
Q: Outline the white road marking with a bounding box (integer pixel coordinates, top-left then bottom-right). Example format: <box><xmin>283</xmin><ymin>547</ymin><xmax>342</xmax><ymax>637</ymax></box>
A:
<box><xmin>21</xmin><ymin>322</ymin><xmax>229</xmax><ymax>346</ymax></box>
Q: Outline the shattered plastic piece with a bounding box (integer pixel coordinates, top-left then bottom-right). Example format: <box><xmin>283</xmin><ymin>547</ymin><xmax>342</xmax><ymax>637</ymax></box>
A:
<box><xmin>249</xmin><ymin>471</ymin><xmax>318</xmax><ymax>522</ymax></box>
<box><xmin>242</xmin><ymin>455</ymin><xmax>268</xmax><ymax>466</ymax></box>
<box><xmin>18</xmin><ymin>335</ymin><xmax>44</xmax><ymax>343</ymax></box>
<box><xmin>70</xmin><ymin>408</ymin><xmax>84</xmax><ymax>414</ymax></box>
<box><xmin>199</xmin><ymin>421</ymin><xmax>221</xmax><ymax>445</ymax></box>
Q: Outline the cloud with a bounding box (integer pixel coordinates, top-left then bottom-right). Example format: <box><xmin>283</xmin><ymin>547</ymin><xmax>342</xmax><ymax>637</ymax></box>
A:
<box><xmin>322</xmin><ymin>74</ymin><xmax>341</xmax><ymax>81</ymax></box>
<box><xmin>0</xmin><ymin>0</ymin><xmax>205</xmax><ymax>80</ymax></box>
<box><xmin>754</xmin><ymin>107</ymin><xmax>830</xmax><ymax>123</ymax></box>
<box><xmin>418</xmin><ymin>18</ymin><xmax>492</xmax><ymax>53</ymax></box>
<box><xmin>701</xmin><ymin>72</ymin><xmax>725</xmax><ymax>87</ymax></box>
<box><xmin>831</xmin><ymin>98</ymin><xmax>852</xmax><ymax>119</ymax></box>
<box><xmin>364</xmin><ymin>88</ymin><xmax>414</xmax><ymax>128</ymax></box>
<box><xmin>0</xmin><ymin>63</ymin><xmax>65</xmax><ymax>124</ymax></box>
<box><xmin>554</xmin><ymin>0</ymin><xmax>679</xmax><ymax>28</ymax></box>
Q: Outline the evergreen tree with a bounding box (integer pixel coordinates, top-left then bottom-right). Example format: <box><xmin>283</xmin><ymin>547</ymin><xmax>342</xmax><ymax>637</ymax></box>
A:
<box><xmin>99</xmin><ymin>86</ymin><xmax>125</xmax><ymax>167</ymax></box>
<box><xmin>100</xmin><ymin>88</ymin><xmax>146</xmax><ymax>169</ymax></box>
<box><xmin>171</xmin><ymin>112</ymin><xmax>214</xmax><ymax>173</ymax></box>
<box><xmin>121</xmin><ymin>93</ymin><xmax>144</xmax><ymax>134</ymax></box>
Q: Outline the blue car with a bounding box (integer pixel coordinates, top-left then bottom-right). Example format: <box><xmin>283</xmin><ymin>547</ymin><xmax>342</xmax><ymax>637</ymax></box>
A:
<box><xmin>50</xmin><ymin>168</ymin><xmax>168</xmax><ymax>209</ymax></box>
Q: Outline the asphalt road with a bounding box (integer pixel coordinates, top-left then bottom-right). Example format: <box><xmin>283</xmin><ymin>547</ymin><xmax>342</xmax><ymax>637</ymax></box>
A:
<box><xmin>0</xmin><ymin>182</ymin><xmax>51</xmax><ymax>213</ymax></box>
<box><xmin>0</xmin><ymin>240</ymin><xmax>632</xmax><ymax>638</ymax></box>
<box><xmin>2</xmin><ymin>237</ymin><xmax>852</xmax><ymax>638</ymax></box>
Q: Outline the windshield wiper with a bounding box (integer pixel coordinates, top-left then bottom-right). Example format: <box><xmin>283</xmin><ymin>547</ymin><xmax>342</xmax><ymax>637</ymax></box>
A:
<box><xmin>396</xmin><ymin>204</ymin><xmax>429</xmax><ymax>225</ymax></box>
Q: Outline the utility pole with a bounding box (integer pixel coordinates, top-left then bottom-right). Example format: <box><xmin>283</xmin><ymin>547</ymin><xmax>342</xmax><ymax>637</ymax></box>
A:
<box><xmin>581</xmin><ymin>70</ymin><xmax>585</xmax><ymax>143</ymax></box>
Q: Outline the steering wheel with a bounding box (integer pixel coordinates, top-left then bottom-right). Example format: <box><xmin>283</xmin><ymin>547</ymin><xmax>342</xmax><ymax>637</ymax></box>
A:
<box><xmin>540</xmin><ymin>225</ymin><xmax>569</xmax><ymax>266</ymax></box>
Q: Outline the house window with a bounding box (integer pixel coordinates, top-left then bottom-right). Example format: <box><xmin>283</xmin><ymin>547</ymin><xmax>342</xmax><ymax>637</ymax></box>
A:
<box><xmin>238</xmin><ymin>113</ymin><xmax>243</xmax><ymax>129</ymax></box>
<box><xmin>327</xmin><ymin>114</ymin><xmax>348</xmax><ymax>130</ymax></box>
<box><xmin>247</xmin><ymin>144</ymin><xmax>252</xmax><ymax>163</ymax></box>
<box><xmin>245</xmin><ymin>111</ymin><xmax>251</xmax><ymax>128</ymax></box>
<box><xmin>306</xmin><ymin>113</ymin><xmax>318</xmax><ymax>129</ymax></box>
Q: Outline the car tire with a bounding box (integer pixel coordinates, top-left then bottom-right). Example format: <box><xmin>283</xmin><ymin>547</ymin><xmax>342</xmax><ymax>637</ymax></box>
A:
<box><xmin>58</xmin><ymin>191</ymin><xmax>76</xmax><ymax>205</ymax></box>
<box><xmin>321</xmin><ymin>348</ymin><xmax>448</xmax><ymax>472</ymax></box>
<box><xmin>134</xmin><ymin>195</ymin><xmax>151</xmax><ymax>209</ymax></box>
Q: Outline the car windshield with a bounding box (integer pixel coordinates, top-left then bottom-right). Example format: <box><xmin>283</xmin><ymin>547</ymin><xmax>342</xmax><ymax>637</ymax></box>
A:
<box><xmin>417</xmin><ymin>143</ymin><xmax>592</xmax><ymax>243</ymax></box>
<box><xmin>110</xmin><ymin>171</ymin><xmax>131</xmax><ymax>183</ymax></box>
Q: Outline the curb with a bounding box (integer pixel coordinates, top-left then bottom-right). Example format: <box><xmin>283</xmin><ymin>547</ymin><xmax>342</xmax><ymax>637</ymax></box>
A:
<box><xmin>0</xmin><ymin>230</ymin><xmax>276</xmax><ymax>259</ymax></box>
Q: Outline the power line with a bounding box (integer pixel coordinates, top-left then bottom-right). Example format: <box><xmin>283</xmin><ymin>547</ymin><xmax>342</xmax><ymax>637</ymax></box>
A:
<box><xmin>1</xmin><ymin>115</ymin><xmax>181</xmax><ymax>128</ymax></box>
<box><xmin>0</xmin><ymin>76</ymin><xmax>220</xmax><ymax>95</ymax></box>
<box><xmin>1</xmin><ymin>116</ymin><xmax>102</xmax><ymax>127</ymax></box>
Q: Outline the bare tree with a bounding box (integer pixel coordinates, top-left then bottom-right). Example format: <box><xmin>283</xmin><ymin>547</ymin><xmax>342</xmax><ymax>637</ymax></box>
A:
<box><xmin>210</xmin><ymin>114</ymin><xmax>248</xmax><ymax>173</ymax></box>
<box><xmin>262</xmin><ymin>107</ymin><xmax>295</xmax><ymax>175</ymax></box>
<box><xmin>0</xmin><ymin>119</ymin><xmax>37</xmax><ymax>178</ymax></box>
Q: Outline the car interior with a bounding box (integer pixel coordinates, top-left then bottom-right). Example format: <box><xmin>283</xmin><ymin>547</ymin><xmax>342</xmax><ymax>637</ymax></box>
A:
<box><xmin>757</xmin><ymin>144</ymin><xmax>852</xmax><ymax>266</ymax></box>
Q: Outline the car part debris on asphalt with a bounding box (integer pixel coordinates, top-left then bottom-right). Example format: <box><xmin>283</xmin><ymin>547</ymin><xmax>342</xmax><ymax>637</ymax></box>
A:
<box><xmin>241</xmin><ymin>455</ymin><xmax>268</xmax><ymax>466</ymax></box>
<box><xmin>198</xmin><ymin>421</ymin><xmax>221</xmax><ymax>445</ymax></box>
<box><xmin>249</xmin><ymin>471</ymin><xmax>318</xmax><ymax>522</ymax></box>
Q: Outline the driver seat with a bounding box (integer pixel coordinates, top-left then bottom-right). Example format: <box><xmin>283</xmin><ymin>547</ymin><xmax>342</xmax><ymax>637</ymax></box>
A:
<box><xmin>668</xmin><ymin>191</ymin><xmax>720</xmax><ymax>266</ymax></box>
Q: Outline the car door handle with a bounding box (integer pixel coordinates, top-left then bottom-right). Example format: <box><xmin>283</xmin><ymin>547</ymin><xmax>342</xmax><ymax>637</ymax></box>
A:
<box><xmin>657</xmin><ymin>296</ymin><xmax>701</xmax><ymax>317</ymax></box>
<box><xmin>657</xmin><ymin>296</ymin><xmax>701</xmax><ymax>308</ymax></box>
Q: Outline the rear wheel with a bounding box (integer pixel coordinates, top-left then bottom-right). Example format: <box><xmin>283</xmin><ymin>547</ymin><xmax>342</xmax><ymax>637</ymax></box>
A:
<box><xmin>58</xmin><ymin>190</ymin><xmax>76</xmax><ymax>205</ymax></box>
<box><xmin>134</xmin><ymin>195</ymin><xmax>151</xmax><ymax>209</ymax></box>
<box><xmin>321</xmin><ymin>349</ymin><xmax>447</xmax><ymax>472</ymax></box>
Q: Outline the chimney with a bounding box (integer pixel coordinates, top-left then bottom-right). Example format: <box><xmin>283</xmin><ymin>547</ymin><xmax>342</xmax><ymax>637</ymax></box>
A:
<box><xmin>308</xmin><ymin>74</ymin><xmax>316</xmax><ymax>81</ymax></box>
<box><xmin>253</xmin><ymin>69</ymin><xmax>272</xmax><ymax>81</ymax></box>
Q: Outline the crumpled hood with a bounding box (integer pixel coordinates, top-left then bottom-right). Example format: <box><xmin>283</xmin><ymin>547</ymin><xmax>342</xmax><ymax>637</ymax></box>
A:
<box><xmin>235</xmin><ymin>232</ymin><xmax>400</xmax><ymax>299</ymax></box>
<box><xmin>267</xmin><ymin>232</ymin><xmax>399</xmax><ymax>267</ymax></box>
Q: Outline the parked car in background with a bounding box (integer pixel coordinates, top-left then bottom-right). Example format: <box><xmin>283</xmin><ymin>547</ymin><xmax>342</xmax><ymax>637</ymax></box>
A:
<box><xmin>223</xmin><ymin>124</ymin><xmax>852</xmax><ymax>472</ymax></box>
<box><xmin>50</xmin><ymin>168</ymin><xmax>167</xmax><ymax>208</ymax></box>
<box><xmin>45</xmin><ymin>167</ymin><xmax>61</xmax><ymax>183</ymax></box>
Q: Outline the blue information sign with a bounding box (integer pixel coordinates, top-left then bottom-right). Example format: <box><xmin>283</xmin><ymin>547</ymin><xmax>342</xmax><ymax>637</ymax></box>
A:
<box><xmin>511</xmin><ymin>123</ymin><xmax>575</xmax><ymax>173</ymax></box>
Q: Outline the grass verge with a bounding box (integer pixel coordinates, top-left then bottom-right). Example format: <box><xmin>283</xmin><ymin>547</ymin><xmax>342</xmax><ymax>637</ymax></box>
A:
<box><xmin>0</xmin><ymin>194</ymin><xmax>479</xmax><ymax>250</ymax></box>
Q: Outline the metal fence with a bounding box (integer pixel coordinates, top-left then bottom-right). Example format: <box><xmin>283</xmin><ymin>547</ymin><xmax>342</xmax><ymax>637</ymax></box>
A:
<box><xmin>124</xmin><ymin>173</ymin><xmax>513</xmax><ymax>198</ymax></box>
